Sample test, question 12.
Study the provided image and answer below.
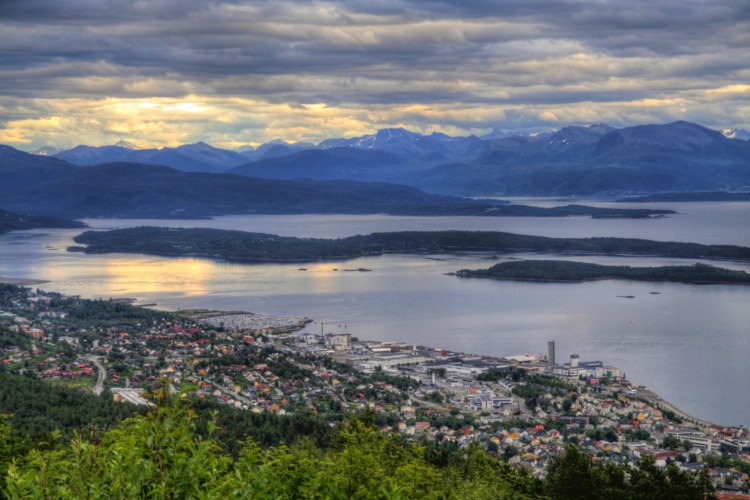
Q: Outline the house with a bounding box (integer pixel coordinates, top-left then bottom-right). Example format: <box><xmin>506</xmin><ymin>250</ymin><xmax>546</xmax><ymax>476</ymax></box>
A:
<box><xmin>27</xmin><ymin>328</ymin><xmax>45</xmax><ymax>340</ymax></box>
<box><xmin>639</xmin><ymin>449</ymin><xmax>679</xmax><ymax>467</ymax></box>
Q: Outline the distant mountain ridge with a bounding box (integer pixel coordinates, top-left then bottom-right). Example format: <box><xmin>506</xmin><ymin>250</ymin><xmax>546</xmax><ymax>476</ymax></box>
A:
<box><xmin>17</xmin><ymin>120</ymin><xmax>750</xmax><ymax>196</ymax></box>
<box><xmin>54</xmin><ymin>142</ymin><xmax>249</xmax><ymax>173</ymax></box>
<box><xmin>0</xmin><ymin>146</ymin><xmax>675</xmax><ymax>220</ymax></box>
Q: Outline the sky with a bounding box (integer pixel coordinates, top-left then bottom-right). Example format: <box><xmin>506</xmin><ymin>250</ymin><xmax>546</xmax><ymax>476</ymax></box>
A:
<box><xmin>1</xmin><ymin>0</ymin><xmax>749</xmax><ymax>151</ymax></box>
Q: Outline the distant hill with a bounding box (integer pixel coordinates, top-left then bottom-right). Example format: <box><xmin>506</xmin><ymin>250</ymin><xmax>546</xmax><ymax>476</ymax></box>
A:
<box><xmin>237</xmin><ymin>140</ymin><xmax>316</xmax><ymax>162</ymax></box>
<box><xmin>0</xmin><ymin>208</ymin><xmax>85</xmax><ymax>234</ymax></box>
<box><xmin>0</xmin><ymin>144</ymin><xmax>79</xmax><ymax>193</ymax></box>
<box><xmin>0</xmin><ymin>158</ymin><xmax>497</xmax><ymax>218</ymax></box>
<box><xmin>1</xmin><ymin>147</ymin><xmax>673</xmax><ymax>219</ymax></box>
<box><xmin>618</xmin><ymin>192</ymin><xmax>750</xmax><ymax>202</ymax></box>
<box><xmin>228</xmin><ymin>147</ymin><xmax>409</xmax><ymax>181</ymax></box>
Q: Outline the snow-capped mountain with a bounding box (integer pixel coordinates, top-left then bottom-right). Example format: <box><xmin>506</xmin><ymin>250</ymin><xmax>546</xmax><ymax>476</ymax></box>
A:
<box><xmin>31</xmin><ymin>146</ymin><xmax>64</xmax><ymax>156</ymax></box>
<box><xmin>722</xmin><ymin>128</ymin><xmax>750</xmax><ymax>141</ymax></box>
<box><xmin>114</xmin><ymin>140</ymin><xmax>138</xmax><ymax>149</ymax></box>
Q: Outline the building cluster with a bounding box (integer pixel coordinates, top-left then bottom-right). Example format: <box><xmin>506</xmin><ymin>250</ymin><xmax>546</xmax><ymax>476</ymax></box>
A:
<box><xmin>1</xmin><ymin>285</ymin><xmax>748</xmax><ymax>494</ymax></box>
<box><xmin>195</xmin><ymin>312</ymin><xmax>311</xmax><ymax>334</ymax></box>
<box><xmin>286</xmin><ymin>331</ymin><xmax>750</xmax><ymax>488</ymax></box>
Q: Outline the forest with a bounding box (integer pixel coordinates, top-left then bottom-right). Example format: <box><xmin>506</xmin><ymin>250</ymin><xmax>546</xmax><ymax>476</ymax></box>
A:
<box><xmin>455</xmin><ymin>260</ymin><xmax>750</xmax><ymax>285</ymax></box>
<box><xmin>0</xmin><ymin>388</ymin><xmax>715</xmax><ymax>499</ymax></box>
<box><xmin>70</xmin><ymin>227</ymin><xmax>750</xmax><ymax>263</ymax></box>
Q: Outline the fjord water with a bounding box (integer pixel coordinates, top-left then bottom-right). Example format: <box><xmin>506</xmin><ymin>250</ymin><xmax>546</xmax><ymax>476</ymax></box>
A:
<box><xmin>1</xmin><ymin>201</ymin><xmax>749</xmax><ymax>425</ymax></box>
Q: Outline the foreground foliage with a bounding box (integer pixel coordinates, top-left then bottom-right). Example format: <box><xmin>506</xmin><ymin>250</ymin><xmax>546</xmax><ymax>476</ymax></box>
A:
<box><xmin>3</xmin><ymin>394</ymin><xmax>542</xmax><ymax>499</ymax></box>
<box><xmin>1</xmin><ymin>391</ymin><xmax>714</xmax><ymax>500</ymax></box>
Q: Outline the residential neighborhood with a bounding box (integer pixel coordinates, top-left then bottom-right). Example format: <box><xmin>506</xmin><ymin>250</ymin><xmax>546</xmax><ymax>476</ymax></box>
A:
<box><xmin>1</xmin><ymin>284</ymin><xmax>748</xmax><ymax>494</ymax></box>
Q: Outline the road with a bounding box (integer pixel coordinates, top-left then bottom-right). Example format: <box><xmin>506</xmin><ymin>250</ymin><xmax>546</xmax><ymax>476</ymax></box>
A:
<box><xmin>87</xmin><ymin>356</ymin><xmax>106</xmax><ymax>395</ymax></box>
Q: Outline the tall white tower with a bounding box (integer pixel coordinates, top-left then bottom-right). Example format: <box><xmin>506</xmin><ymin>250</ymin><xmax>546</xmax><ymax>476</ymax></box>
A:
<box><xmin>570</xmin><ymin>353</ymin><xmax>579</xmax><ymax>368</ymax></box>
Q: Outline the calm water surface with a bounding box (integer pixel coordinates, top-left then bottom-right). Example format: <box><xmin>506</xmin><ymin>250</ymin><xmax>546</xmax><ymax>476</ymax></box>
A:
<box><xmin>1</xmin><ymin>201</ymin><xmax>748</xmax><ymax>425</ymax></box>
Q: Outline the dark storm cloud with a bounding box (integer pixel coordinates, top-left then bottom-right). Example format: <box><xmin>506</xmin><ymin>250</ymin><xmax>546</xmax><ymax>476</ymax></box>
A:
<box><xmin>1</xmin><ymin>0</ymin><xmax>749</xmax><ymax>148</ymax></box>
<box><xmin>2</xmin><ymin>1</ymin><xmax>744</xmax><ymax>82</ymax></box>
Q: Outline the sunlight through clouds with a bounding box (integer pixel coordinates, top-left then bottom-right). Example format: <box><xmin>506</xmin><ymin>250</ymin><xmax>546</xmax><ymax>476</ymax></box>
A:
<box><xmin>1</xmin><ymin>0</ymin><xmax>748</xmax><ymax>149</ymax></box>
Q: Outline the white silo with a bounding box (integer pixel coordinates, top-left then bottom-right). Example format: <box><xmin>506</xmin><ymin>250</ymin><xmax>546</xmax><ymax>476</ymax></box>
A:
<box><xmin>570</xmin><ymin>353</ymin><xmax>579</xmax><ymax>368</ymax></box>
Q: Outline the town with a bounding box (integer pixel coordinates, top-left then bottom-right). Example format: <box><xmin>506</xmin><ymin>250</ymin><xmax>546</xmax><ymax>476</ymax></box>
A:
<box><xmin>1</xmin><ymin>283</ymin><xmax>748</xmax><ymax>495</ymax></box>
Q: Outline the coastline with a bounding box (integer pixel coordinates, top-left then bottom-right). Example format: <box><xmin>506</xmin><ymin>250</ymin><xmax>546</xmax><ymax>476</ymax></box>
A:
<box><xmin>134</xmin><ymin>305</ymin><xmax>743</xmax><ymax>429</ymax></box>
<box><xmin>0</xmin><ymin>276</ymin><xmax>50</xmax><ymax>285</ymax></box>
<box><xmin>4</xmin><ymin>277</ymin><xmax>742</xmax><ymax>429</ymax></box>
<box><xmin>637</xmin><ymin>387</ymin><xmax>721</xmax><ymax>429</ymax></box>
<box><xmin>450</xmin><ymin>273</ymin><xmax>750</xmax><ymax>286</ymax></box>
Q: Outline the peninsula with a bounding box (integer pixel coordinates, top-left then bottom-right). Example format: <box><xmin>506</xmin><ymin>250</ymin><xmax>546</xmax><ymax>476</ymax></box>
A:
<box><xmin>69</xmin><ymin>227</ymin><xmax>750</xmax><ymax>263</ymax></box>
<box><xmin>453</xmin><ymin>260</ymin><xmax>750</xmax><ymax>285</ymax></box>
<box><xmin>0</xmin><ymin>208</ymin><xmax>85</xmax><ymax>235</ymax></box>
<box><xmin>619</xmin><ymin>191</ymin><xmax>750</xmax><ymax>202</ymax></box>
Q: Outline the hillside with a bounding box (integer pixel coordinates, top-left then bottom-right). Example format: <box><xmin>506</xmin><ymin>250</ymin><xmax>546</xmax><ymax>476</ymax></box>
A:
<box><xmin>619</xmin><ymin>192</ymin><xmax>750</xmax><ymax>202</ymax></box>
<box><xmin>0</xmin><ymin>144</ymin><xmax>79</xmax><ymax>193</ymax></box>
<box><xmin>1</xmin><ymin>146</ymin><xmax>672</xmax><ymax>219</ymax></box>
<box><xmin>0</xmin><ymin>208</ymin><xmax>85</xmax><ymax>235</ymax></box>
<box><xmin>228</xmin><ymin>147</ymin><xmax>410</xmax><ymax>181</ymax></box>
<box><xmin>1</xmin><ymin>161</ymin><xmax>487</xmax><ymax>218</ymax></box>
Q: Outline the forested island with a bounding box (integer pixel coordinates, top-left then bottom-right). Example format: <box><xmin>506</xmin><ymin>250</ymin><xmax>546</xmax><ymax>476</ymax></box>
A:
<box><xmin>69</xmin><ymin>227</ymin><xmax>750</xmax><ymax>263</ymax></box>
<box><xmin>453</xmin><ymin>260</ymin><xmax>750</xmax><ymax>285</ymax></box>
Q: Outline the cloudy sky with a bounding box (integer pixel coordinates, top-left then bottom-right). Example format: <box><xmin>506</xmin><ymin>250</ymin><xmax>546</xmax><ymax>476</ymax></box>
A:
<box><xmin>1</xmin><ymin>0</ymin><xmax>749</xmax><ymax>150</ymax></box>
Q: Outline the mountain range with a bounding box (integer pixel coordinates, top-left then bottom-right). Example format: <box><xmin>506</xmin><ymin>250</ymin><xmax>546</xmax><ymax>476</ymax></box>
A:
<box><xmin>0</xmin><ymin>146</ymin><xmax>675</xmax><ymax>220</ymax></box>
<box><xmin>53</xmin><ymin>141</ymin><xmax>250</xmax><ymax>173</ymax></box>
<box><xmin>21</xmin><ymin>121</ymin><xmax>749</xmax><ymax>197</ymax></box>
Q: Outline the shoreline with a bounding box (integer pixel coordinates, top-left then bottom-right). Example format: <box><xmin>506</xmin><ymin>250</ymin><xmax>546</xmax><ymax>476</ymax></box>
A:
<box><xmin>450</xmin><ymin>273</ymin><xmax>750</xmax><ymax>286</ymax></box>
<box><xmin>636</xmin><ymin>387</ymin><xmax>722</xmax><ymax>429</ymax></box>
<box><xmin>7</xmin><ymin>278</ymin><xmax>742</xmax><ymax>429</ymax></box>
<box><xmin>0</xmin><ymin>276</ymin><xmax>50</xmax><ymax>285</ymax></box>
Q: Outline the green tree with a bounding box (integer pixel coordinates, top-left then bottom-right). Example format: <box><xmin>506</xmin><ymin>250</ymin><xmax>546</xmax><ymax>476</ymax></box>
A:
<box><xmin>545</xmin><ymin>447</ymin><xmax>601</xmax><ymax>500</ymax></box>
<box><xmin>663</xmin><ymin>434</ymin><xmax>681</xmax><ymax>450</ymax></box>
